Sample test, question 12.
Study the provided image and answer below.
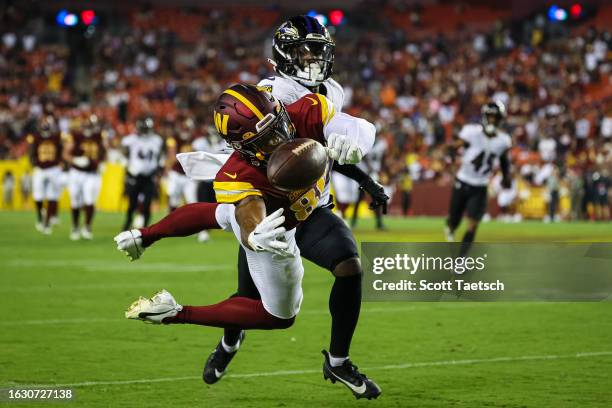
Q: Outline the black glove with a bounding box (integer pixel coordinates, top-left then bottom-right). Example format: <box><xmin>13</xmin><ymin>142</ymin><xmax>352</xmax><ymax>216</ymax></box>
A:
<box><xmin>360</xmin><ymin>177</ymin><xmax>389</xmax><ymax>214</ymax></box>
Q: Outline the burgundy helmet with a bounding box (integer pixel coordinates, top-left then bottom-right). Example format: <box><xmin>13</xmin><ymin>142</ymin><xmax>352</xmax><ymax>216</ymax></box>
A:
<box><xmin>213</xmin><ymin>83</ymin><xmax>295</xmax><ymax>166</ymax></box>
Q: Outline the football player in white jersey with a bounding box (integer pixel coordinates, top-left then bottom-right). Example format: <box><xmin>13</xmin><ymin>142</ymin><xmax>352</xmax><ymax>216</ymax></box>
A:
<box><xmin>121</xmin><ymin>116</ymin><xmax>165</xmax><ymax>230</ymax></box>
<box><xmin>445</xmin><ymin>101</ymin><xmax>513</xmax><ymax>256</ymax></box>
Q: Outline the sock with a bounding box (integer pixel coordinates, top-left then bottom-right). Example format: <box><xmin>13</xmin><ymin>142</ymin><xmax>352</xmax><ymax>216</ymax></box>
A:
<box><xmin>71</xmin><ymin>208</ymin><xmax>80</xmax><ymax>230</ymax></box>
<box><xmin>329</xmin><ymin>354</ymin><xmax>349</xmax><ymax>367</ymax></box>
<box><xmin>45</xmin><ymin>201</ymin><xmax>58</xmax><ymax>227</ymax></box>
<box><xmin>140</xmin><ymin>202</ymin><xmax>220</xmax><ymax>248</ymax></box>
<box><xmin>329</xmin><ymin>274</ymin><xmax>362</xmax><ymax>357</ymax></box>
<box><xmin>223</xmin><ymin>328</ymin><xmax>242</xmax><ymax>347</ymax></box>
<box><xmin>221</xmin><ymin>336</ymin><xmax>241</xmax><ymax>353</ymax></box>
<box><xmin>84</xmin><ymin>205</ymin><xmax>94</xmax><ymax>228</ymax></box>
<box><xmin>35</xmin><ymin>201</ymin><xmax>43</xmax><ymax>223</ymax></box>
<box><xmin>459</xmin><ymin>230</ymin><xmax>476</xmax><ymax>257</ymax></box>
<box><xmin>164</xmin><ymin>297</ymin><xmax>294</xmax><ymax>330</ymax></box>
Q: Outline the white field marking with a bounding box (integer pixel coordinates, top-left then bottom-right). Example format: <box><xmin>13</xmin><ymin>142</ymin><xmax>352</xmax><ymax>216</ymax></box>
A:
<box><xmin>4</xmin><ymin>259</ymin><xmax>232</xmax><ymax>273</ymax></box>
<box><xmin>0</xmin><ymin>303</ymin><xmax>538</xmax><ymax>326</ymax></box>
<box><xmin>8</xmin><ymin>351</ymin><xmax>612</xmax><ymax>389</ymax></box>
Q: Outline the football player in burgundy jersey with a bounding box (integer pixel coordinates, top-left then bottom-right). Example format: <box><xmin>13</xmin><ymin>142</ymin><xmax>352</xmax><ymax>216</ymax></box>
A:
<box><xmin>28</xmin><ymin>115</ymin><xmax>64</xmax><ymax>235</ymax></box>
<box><xmin>121</xmin><ymin>84</ymin><xmax>381</xmax><ymax>399</ymax></box>
<box><xmin>63</xmin><ymin>114</ymin><xmax>107</xmax><ymax>240</ymax></box>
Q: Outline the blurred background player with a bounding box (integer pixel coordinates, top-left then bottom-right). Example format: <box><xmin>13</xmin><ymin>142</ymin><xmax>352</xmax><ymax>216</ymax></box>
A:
<box><xmin>192</xmin><ymin>124</ymin><xmax>228</xmax><ymax>242</ymax></box>
<box><xmin>165</xmin><ymin>116</ymin><xmax>197</xmax><ymax>212</ymax></box>
<box><xmin>445</xmin><ymin>101</ymin><xmax>512</xmax><ymax>256</ymax></box>
<box><xmin>63</xmin><ymin>114</ymin><xmax>107</xmax><ymax>240</ymax></box>
<box><xmin>350</xmin><ymin>137</ymin><xmax>388</xmax><ymax>229</ymax></box>
<box><xmin>28</xmin><ymin>115</ymin><xmax>63</xmax><ymax>235</ymax></box>
<box><xmin>491</xmin><ymin>171</ymin><xmax>520</xmax><ymax>223</ymax></box>
<box><xmin>121</xmin><ymin>116</ymin><xmax>164</xmax><ymax>230</ymax></box>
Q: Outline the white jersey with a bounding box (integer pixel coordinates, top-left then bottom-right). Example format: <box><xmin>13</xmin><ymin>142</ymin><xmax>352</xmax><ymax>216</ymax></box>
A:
<box><xmin>257</xmin><ymin>75</ymin><xmax>345</xmax><ymax>113</ymax></box>
<box><xmin>258</xmin><ymin>75</ymin><xmax>346</xmax><ymax>208</ymax></box>
<box><xmin>457</xmin><ymin>124</ymin><xmax>511</xmax><ymax>187</ymax></box>
<box><xmin>122</xmin><ymin>133</ymin><xmax>164</xmax><ymax>176</ymax></box>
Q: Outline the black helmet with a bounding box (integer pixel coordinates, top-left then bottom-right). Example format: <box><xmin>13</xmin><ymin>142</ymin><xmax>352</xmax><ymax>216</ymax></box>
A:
<box><xmin>481</xmin><ymin>101</ymin><xmax>506</xmax><ymax>135</ymax></box>
<box><xmin>271</xmin><ymin>15</ymin><xmax>335</xmax><ymax>87</ymax></box>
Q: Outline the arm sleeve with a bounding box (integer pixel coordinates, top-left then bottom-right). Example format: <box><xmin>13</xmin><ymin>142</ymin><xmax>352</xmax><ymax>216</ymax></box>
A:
<box><xmin>333</xmin><ymin>163</ymin><xmax>369</xmax><ymax>184</ymax></box>
<box><xmin>323</xmin><ymin>111</ymin><xmax>376</xmax><ymax>156</ymax></box>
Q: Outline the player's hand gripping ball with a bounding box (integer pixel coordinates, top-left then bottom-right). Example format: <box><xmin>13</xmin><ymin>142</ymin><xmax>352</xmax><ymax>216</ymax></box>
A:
<box><xmin>267</xmin><ymin>138</ymin><xmax>327</xmax><ymax>191</ymax></box>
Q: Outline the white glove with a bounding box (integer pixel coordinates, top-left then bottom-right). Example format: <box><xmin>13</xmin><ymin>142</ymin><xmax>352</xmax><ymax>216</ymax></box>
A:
<box><xmin>114</xmin><ymin>229</ymin><xmax>145</xmax><ymax>261</ymax></box>
<box><xmin>72</xmin><ymin>156</ymin><xmax>90</xmax><ymax>168</ymax></box>
<box><xmin>247</xmin><ymin>208</ymin><xmax>291</xmax><ymax>257</ymax></box>
<box><xmin>326</xmin><ymin>133</ymin><xmax>363</xmax><ymax>165</ymax></box>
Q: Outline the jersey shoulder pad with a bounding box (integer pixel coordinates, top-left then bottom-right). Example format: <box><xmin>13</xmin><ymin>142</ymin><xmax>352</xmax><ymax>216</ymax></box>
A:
<box><xmin>214</xmin><ymin>153</ymin><xmax>264</xmax><ymax>203</ymax></box>
<box><xmin>26</xmin><ymin>134</ymin><xmax>35</xmax><ymax>144</ymax></box>
<box><xmin>324</xmin><ymin>78</ymin><xmax>345</xmax><ymax>111</ymax></box>
<box><xmin>500</xmin><ymin>132</ymin><xmax>512</xmax><ymax>150</ymax></box>
<box><xmin>459</xmin><ymin>124</ymin><xmax>481</xmax><ymax>142</ymax></box>
<box><xmin>166</xmin><ymin>137</ymin><xmax>177</xmax><ymax>148</ymax></box>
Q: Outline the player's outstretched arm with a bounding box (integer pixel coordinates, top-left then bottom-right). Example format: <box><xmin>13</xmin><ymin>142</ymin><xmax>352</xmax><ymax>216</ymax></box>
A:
<box><xmin>235</xmin><ymin>196</ymin><xmax>289</xmax><ymax>257</ymax></box>
<box><xmin>114</xmin><ymin>202</ymin><xmax>222</xmax><ymax>260</ymax></box>
<box><xmin>333</xmin><ymin>163</ymin><xmax>389</xmax><ymax>213</ymax></box>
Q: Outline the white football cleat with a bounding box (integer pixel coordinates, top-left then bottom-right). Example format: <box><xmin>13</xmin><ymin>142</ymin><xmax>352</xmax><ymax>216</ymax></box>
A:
<box><xmin>114</xmin><ymin>229</ymin><xmax>144</xmax><ymax>261</ymax></box>
<box><xmin>81</xmin><ymin>227</ymin><xmax>93</xmax><ymax>240</ymax></box>
<box><xmin>444</xmin><ymin>226</ymin><xmax>454</xmax><ymax>242</ymax></box>
<box><xmin>197</xmin><ymin>230</ymin><xmax>210</xmax><ymax>243</ymax></box>
<box><xmin>125</xmin><ymin>289</ymin><xmax>182</xmax><ymax>324</ymax></box>
<box><xmin>35</xmin><ymin>222</ymin><xmax>44</xmax><ymax>233</ymax></box>
<box><xmin>42</xmin><ymin>226</ymin><xmax>52</xmax><ymax>235</ymax></box>
<box><xmin>70</xmin><ymin>229</ymin><xmax>80</xmax><ymax>241</ymax></box>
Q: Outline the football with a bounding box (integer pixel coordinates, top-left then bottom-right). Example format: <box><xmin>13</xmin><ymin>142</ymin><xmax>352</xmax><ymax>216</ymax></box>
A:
<box><xmin>267</xmin><ymin>138</ymin><xmax>328</xmax><ymax>191</ymax></box>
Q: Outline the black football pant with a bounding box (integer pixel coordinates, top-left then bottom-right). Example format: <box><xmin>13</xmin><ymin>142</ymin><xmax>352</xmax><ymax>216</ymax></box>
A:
<box><xmin>224</xmin><ymin>205</ymin><xmax>361</xmax><ymax>357</ymax></box>
<box><xmin>123</xmin><ymin>174</ymin><xmax>156</xmax><ymax>230</ymax></box>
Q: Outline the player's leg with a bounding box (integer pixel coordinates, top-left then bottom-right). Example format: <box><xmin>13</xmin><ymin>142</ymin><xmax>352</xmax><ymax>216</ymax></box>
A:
<box><xmin>460</xmin><ymin>185</ymin><xmax>487</xmax><ymax>257</ymax></box>
<box><xmin>81</xmin><ymin>173</ymin><xmax>101</xmax><ymax>239</ymax></box>
<box><xmin>32</xmin><ymin>168</ymin><xmax>44</xmax><ymax>231</ymax></box>
<box><xmin>205</xmin><ymin>248</ymin><xmax>260</xmax><ymax>384</ymax></box>
<box><xmin>350</xmin><ymin>189</ymin><xmax>365</xmax><ymax>228</ymax></box>
<box><xmin>67</xmin><ymin>169</ymin><xmax>83</xmax><ymax>240</ymax></box>
<box><xmin>122</xmin><ymin>174</ymin><xmax>139</xmax><ymax>230</ymax></box>
<box><xmin>167</xmin><ymin>170</ymin><xmax>181</xmax><ymax>212</ymax></box>
<box><xmin>141</xmin><ymin>176</ymin><xmax>155</xmax><ymax>227</ymax></box>
<box><xmin>43</xmin><ymin>167</ymin><xmax>61</xmax><ymax>234</ymax></box>
<box><xmin>445</xmin><ymin>180</ymin><xmax>468</xmax><ymax>242</ymax></box>
<box><xmin>295</xmin><ymin>206</ymin><xmax>381</xmax><ymax>399</ymax></box>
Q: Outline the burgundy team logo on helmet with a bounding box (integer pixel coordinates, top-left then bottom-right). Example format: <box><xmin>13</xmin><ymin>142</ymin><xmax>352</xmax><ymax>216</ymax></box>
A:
<box><xmin>213</xmin><ymin>84</ymin><xmax>295</xmax><ymax>166</ymax></box>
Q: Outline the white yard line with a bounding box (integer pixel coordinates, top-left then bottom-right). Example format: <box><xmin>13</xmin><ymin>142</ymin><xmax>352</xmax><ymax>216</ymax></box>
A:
<box><xmin>0</xmin><ymin>303</ymin><xmax>513</xmax><ymax>326</ymax></box>
<box><xmin>7</xmin><ymin>351</ymin><xmax>612</xmax><ymax>389</ymax></box>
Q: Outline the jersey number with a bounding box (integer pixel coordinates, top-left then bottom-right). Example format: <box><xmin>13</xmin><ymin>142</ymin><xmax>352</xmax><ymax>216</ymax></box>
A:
<box><xmin>290</xmin><ymin>177</ymin><xmax>325</xmax><ymax>221</ymax></box>
<box><xmin>81</xmin><ymin>141</ymin><xmax>99</xmax><ymax>160</ymax></box>
<box><xmin>471</xmin><ymin>151</ymin><xmax>496</xmax><ymax>175</ymax></box>
<box><xmin>37</xmin><ymin>142</ymin><xmax>57</xmax><ymax>162</ymax></box>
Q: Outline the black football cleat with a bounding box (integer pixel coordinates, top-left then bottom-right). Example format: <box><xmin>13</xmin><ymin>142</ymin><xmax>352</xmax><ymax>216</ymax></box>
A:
<box><xmin>202</xmin><ymin>331</ymin><xmax>245</xmax><ymax>384</ymax></box>
<box><xmin>322</xmin><ymin>350</ymin><xmax>382</xmax><ymax>400</ymax></box>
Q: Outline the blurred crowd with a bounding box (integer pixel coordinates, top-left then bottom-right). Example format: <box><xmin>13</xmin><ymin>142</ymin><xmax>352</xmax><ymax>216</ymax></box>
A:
<box><xmin>1</xmin><ymin>2</ymin><xmax>611</xmax><ymax>219</ymax></box>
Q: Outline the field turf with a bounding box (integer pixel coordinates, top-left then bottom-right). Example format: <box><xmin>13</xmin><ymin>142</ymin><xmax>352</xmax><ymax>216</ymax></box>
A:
<box><xmin>1</xmin><ymin>211</ymin><xmax>612</xmax><ymax>407</ymax></box>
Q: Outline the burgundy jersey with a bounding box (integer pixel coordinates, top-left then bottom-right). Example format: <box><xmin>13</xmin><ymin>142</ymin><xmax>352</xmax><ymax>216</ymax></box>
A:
<box><xmin>167</xmin><ymin>136</ymin><xmax>194</xmax><ymax>173</ymax></box>
<box><xmin>27</xmin><ymin>133</ymin><xmax>63</xmax><ymax>168</ymax></box>
<box><xmin>214</xmin><ymin>93</ymin><xmax>333</xmax><ymax>229</ymax></box>
<box><xmin>69</xmin><ymin>132</ymin><xmax>106</xmax><ymax>172</ymax></box>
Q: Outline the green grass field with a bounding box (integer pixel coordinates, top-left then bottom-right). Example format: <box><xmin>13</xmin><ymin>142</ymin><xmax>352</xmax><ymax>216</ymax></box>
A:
<box><xmin>1</xmin><ymin>211</ymin><xmax>612</xmax><ymax>407</ymax></box>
